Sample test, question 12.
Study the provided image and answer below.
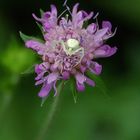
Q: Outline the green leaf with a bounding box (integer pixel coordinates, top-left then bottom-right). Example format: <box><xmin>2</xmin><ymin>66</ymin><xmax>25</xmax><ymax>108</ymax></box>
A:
<box><xmin>70</xmin><ymin>78</ymin><xmax>78</xmax><ymax>103</ymax></box>
<box><xmin>19</xmin><ymin>32</ymin><xmax>44</xmax><ymax>43</ymax></box>
<box><xmin>57</xmin><ymin>81</ymin><xmax>64</xmax><ymax>94</ymax></box>
<box><xmin>86</xmin><ymin>71</ymin><xmax>109</xmax><ymax>98</ymax></box>
<box><xmin>83</xmin><ymin>21</ymin><xmax>89</xmax><ymax>28</ymax></box>
<box><xmin>19</xmin><ymin>32</ymin><xmax>34</xmax><ymax>42</ymax></box>
<box><xmin>36</xmin><ymin>22</ymin><xmax>44</xmax><ymax>34</ymax></box>
<box><xmin>40</xmin><ymin>9</ymin><xmax>44</xmax><ymax>16</ymax></box>
<box><xmin>41</xmin><ymin>97</ymin><xmax>48</xmax><ymax>107</ymax></box>
<box><xmin>21</xmin><ymin>64</ymin><xmax>35</xmax><ymax>75</ymax></box>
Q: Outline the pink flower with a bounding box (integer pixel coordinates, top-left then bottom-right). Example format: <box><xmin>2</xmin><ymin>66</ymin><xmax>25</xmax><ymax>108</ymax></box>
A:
<box><xmin>22</xmin><ymin>3</ymin><xmax>117</xmax><ymax>98</ymax></box>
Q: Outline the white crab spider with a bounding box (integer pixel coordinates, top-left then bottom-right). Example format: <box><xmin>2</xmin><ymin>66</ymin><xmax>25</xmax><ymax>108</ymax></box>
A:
<box><xmin>61</xmin><ymin>39</ymin><xmax>84</xmax><ymax>57</ymax></box>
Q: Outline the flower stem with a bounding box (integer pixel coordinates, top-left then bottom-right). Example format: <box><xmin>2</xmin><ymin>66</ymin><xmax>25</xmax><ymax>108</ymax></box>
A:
<box><xmin>36</xmin><ymin>81</ymin><xmax>64</xmax><ymax>140</ymax></box>
<box><xmin>0</xmin><ymin>93</ymin><xmax>13</xmax><ymax>122</ymax></box>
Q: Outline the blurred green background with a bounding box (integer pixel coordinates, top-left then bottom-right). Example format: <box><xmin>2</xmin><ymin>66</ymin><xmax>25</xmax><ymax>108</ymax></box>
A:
<box><xmin>0</xmin><ymin>0</ymin><xmax>140</xmax><ymax>140</ymax></box>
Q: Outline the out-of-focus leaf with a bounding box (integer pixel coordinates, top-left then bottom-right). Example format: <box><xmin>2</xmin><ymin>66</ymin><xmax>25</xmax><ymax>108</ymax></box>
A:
<box><xmin>21</xmin><ymin>64</ymin><xmax>35</xmax><ymax>75</ymax></box>
<box><xmin>86</xmin><ymin>71</ymin><xmax>109</xmax><ymax>97</ymax></box>
<box><xmin>1</xmin><ymin>37</ymin><xmax>36</xmax><ymax>74</ymax></box>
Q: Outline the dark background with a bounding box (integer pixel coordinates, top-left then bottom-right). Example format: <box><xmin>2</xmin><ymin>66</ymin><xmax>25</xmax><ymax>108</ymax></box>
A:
<box><xmin>0</xmin><ymin>0</ymin><xmax>140</xmax><ymax>140</ymax></box>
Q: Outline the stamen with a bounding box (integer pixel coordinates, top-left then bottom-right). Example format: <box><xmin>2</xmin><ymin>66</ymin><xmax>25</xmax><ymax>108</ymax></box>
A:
<box><xmin>110</xmin><ymin>27</ymin><xmax>117</xmax><ymax>37</ymax></box>
<box><xmin>65</xmin><ymin>5</ymin><xmax>72</xmax><ymax>16</ymax></box>
<box><xmin>63</xmin><ymin>0</ymin><xmax>68</xmax><ymax>6</ymax></box>
<box><xmin>96</xmin><ymin>18</ymin><xmax>99</xmax><ymax>30</ymax></box>
<box><xmin>58</xmin><ymin>0</ymin><xmax>72</xmax><ymax>20</ymax></box>
<box><xmin>65</xmin><ymin>14</ymin><xmax>69</xmax><ymax>21</ymax></box>
<box><xmin>63</xmin><ymin>0</ymin><xmax>72</xmax><ymax>16</ymax></box>
<box><xmin>93</xmin><ymin>12</ymin><xmax>99</xmax><ymax>19</ymax></box>
<box><xmin>58</xmin><ymin>9</ymin><xmax>68</xmax><ymax>19</ymax></box>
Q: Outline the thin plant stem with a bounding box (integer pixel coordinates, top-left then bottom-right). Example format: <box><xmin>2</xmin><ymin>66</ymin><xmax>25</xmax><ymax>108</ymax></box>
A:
<box><xmin>36</xmin><ymin>81</ymin><xmax>64</xmax><ymax>140</ymax></box>
<box><xmin>0</xmin><ymin>93</ymin><xmax>13</xmax><ymax>122</ymax></box>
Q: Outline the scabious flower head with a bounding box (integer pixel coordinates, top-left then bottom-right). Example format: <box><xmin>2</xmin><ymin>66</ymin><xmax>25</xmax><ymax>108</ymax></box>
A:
<box><xmin>21</xmin><ymin>3</ymin><xmax>117</xmax><ymax>98</ymax></box>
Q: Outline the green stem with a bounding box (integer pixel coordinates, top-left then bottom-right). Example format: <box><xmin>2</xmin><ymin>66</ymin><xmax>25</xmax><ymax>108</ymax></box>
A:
<box><xmin>0</xmin><ymin>93</ymin><xmax>13</xmax><ymax>122</ymax></box>
<box><xmin>36</xmin><ymin>81</ymin><xmax>64</xmax><ymax>140</ymax></box>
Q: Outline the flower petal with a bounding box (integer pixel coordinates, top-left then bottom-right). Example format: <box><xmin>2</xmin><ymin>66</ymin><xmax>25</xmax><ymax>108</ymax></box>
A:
<box><xmin>38</xmin><ymin>83</ymin><xmax>53</xmax><ymax>97</ymax></box>
<box><xmin>35</xmin><ymin>62</ymin><xmax>50</xmax><ymax>74</ymax></box>
<box><xmin>94</xmin><ymin>28</ymin><xmax>108</xmax><ymax>40</ymax></box>
<box><xmin>75</xmin><ymin>72</ymin><xmax>86</xmax><ymax>92</ymax></box>
<box><xmin>102</xmin><ymin>21</ymin><xmax>112</xmax><ymax>31</ymax></box>
<box><xmin>89</xmin><ymin>61</ymin><xmax>102</xmax><ymax>75</ymax></box>
<box><xmin>86</xmin><ymin>77</ymin><xmax>95</xmax><ymax>87</ymax></box>
<box><xmin>80</xmin><ymin>65</ymin><xmax>87</xmax><ymax>73</ymax></box>
<box><xmin>78</xmin><ymin>12</ymin><xmax>94</xmax><ymax>27</ymax></box>
<box><xmin>35</xmin><ymin>72</ymin><xmax>45</xmax><ymax>80</ymax></box>
<box><xmin>35</xmin><ymin>64</ymin><xmax>42</xmax><ymax>74</ymax></box>
<box><xmin>62</xmin><ymin>71</ymin><xmax>70</xmax><ymax>80</ymax></box>
<box><xmin>51</xmin><ymin>5</ymin><xmax>57</xmax><ymax>16</ymax></box>
<box><xmin>47</xmin><ymin>72</ymin><xmax>59</xmax><ymax>84</ymax></box>
<box><xmin>32</xmin><ymin>13</ymin><xmax>43</xmax><ymax>22</ymax></box>
<box><xmin>75</xmin><ymin>72</ymin><xmax>86</xmax><ymax>84</ymax></box>
<box><xmin>94</xmin><ymin>45</ymin><xmax>117</xmax><ymax>58</ymax></box>
<box><xmin>76</xmin><ymin>82</ymin><xmax>85</xmax><ymax>92</ymax></box>
<box><xmin>87</xmin><ymin>23</ymin><xmax>97</xmax><ymax>34</ymax></box>
<box><xmin>25</xmin><ymin>40</ymin><xmax>45</xmax><ymax>54</ymax></box>
<box><xmin>72</xmin><ymin>3</ymin><xmax>79</xmax><ymax>16</ymax></box>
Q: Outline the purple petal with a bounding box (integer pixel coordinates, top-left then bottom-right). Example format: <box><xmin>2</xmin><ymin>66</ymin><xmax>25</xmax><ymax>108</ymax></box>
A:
<box><xmin>94</xmin><ymin>28</ymin><xmax>108</xmax><ymax>40</ymax></box>
<box><xmin>35</xmin><ymin>62</ymin><xmax>50</xmax><ymax>74</ymax></box>
<box><xmin>87</xmin><ymin>23</ymin><xmax>97</xmax><ymax>34</ymax></box>
<box><xmin>35</xmin><ymin>76</ymin><xmax>50</xmax><ymax>86</ymax></box>
<box><xmin>47</xmin><ymin>72</ymin><xmax>59</xmax><ymax>84</ymax></box>
<box><xmin>94</xmin><ymin>28</ymin><xmax>109</xmax><ymax>46</ymax></box>
<box><xmin>80</xmin><ymin>65</ymin><xmax>87</xmax><ymax>73</ymax></box>
<box><xmin>94</xmin><ymin>45</ymin><xmax>117</xmax><ymax>58</ymax></box>
<box><xmin>72</xmin><ymin>3</ymin><xmax>79</xmax><ymax>16</ymax></box>
<box><xmin>44</xmin><ymin>12</ymin><xmax>51</xmax><ymax>18</ymax></box>
<box><xmin>51</xmin><ymin>5</ymin><xmax>57</xmax><ymax>16</ymax></box>
<box><xmin>102</xmin><ymin>21</ymin><xmax>112</xmax><ymax>31</ymax></box>
<box><xmin>86</xmin><ymin>77</ymin><xmax>95</xmax><ymax>87</ymax></box>
<box><xmin>62</xmin><ymin>71</ymin><xmax>70</xmax><ymax>80</ymax></box>
<box><xmin>25</xmin><ymin>40</ymin><xmax>45</xmax><ymax>53</ymax></box>
<box><xmin>76</xmin><ymin>82</ymin><xmax>85</xmax><ymax>92</ymax></box>
<box><xmin>89</xmin><ymin>61</ymin><xmax>102</xmax><ymax>75</ymax></box>
<box><xmin>80</xmin><ymin>12</ymin><xmax>93</xmax><ymax>22</ymax></box>
<box><xmin>44</xmin><ymin>22</ymin><xmax>52</xmax><ymax>29</ymax></box>
<box><xmin>75</xmin><ymin>73</ymin><xmax>86</xmax><ymax>84</ymax></box>
<box><xmin>38</xmin><ymin>83</ymin><xmax>53</xmax><ymax>97</ymax></box>
<box><xmin>35</xmin><ymin>72</ymin><xmax>45</xmax><ymax>80</ymax></box>
<box><xmin>42</xmin><ymin>62</ymin><xmax>50</xmax><ymax>70</ymax></box>
<box><xmin>76</xmin><ymin>11</ymin><xmax>83</xmax><ymax>22</ymax></box>
<box><xmin>35</xmin><ymin>79</ymin><xmax>45</xmax><ymax>86</ymax></box>
<box><xmin>75</xmin><ymin>72</ymin><xmax>86</xmax><ymax>92</ymax></box>
<box><xmin>103</xmin><ymin>27</ymin><xmax>117</xmax><ymax>40</ymax></box>
<box><xmin>77</xmin><ymin>11</ymin><xmax>94</xmax><ymax>28</ymax></box>
<box><xmin>32</xmin><ymin>13</ymin><xmax>43</xmax><ymax>22</ymax></box>
<box><xmin>35</xmin><ymin>64</ymin><xmax>42</xmax><ymax>74</ymax></box>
